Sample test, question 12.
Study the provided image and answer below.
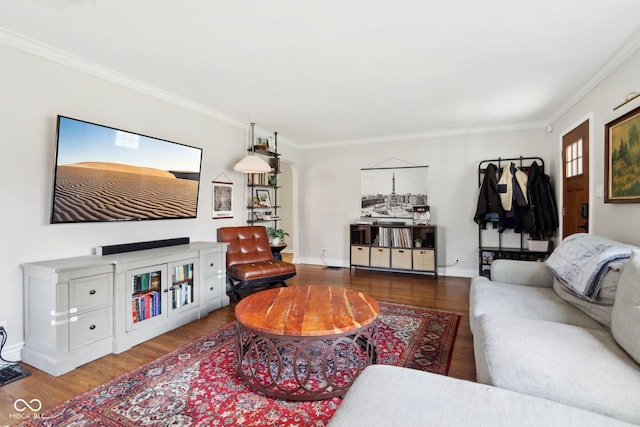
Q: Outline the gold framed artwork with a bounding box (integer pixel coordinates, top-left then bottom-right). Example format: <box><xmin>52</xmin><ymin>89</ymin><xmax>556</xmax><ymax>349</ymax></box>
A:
<box><xmin>605</xmin><ymin>105</ymin><xmax>640</xmax><ymax>203</ymax></box>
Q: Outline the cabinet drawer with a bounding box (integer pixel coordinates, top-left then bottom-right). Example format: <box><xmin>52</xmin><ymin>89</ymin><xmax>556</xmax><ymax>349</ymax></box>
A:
<box><xmin>391</xmin><ymin>248</ymin><xmax>412</xmax><ymax>269</ymax></box>
<box><xmin>70</xmin><ymin>273</ymin><xmax>113</xmax><ymax>312</ymax></box>
<box><xmin>413</xmin><ymin>249</ymin><xmax>435</xmax><ymax>271</ymax></box>
<box><xmin>203</xmin><ymin>255</ymin><xmax>223</xmax><ymax>276</ymax></box>
<box><xmin>70</xmin><ymin>307</ymin><xmax>112</xmax><ymax>350</ymax></box>
<box><xmin>351</xmin><ymin>246</ymin><xmax>370</xmax><ymax>266</ymax></box>
<box><xmin>202</xmin><ymin>277</ymin><xmax>223</xmax><ymax>301</ymax></box>
<box><xmin>370</xmin><ymin>247</ymin><xmax>390</xmax><ymax>268</ymax></box>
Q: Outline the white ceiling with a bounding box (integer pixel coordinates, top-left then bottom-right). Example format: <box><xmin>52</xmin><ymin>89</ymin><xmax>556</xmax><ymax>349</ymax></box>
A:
<box><xmin>2</xmin><ymin>0</ymin><xmax>640</xmax><ymax>148</ymax></box>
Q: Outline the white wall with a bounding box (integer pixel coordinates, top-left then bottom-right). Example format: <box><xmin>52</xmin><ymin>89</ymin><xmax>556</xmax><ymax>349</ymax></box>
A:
<box><xmin>278</xmin><ymin>161</ymin><xmax>295</xmax><ymax>256</ymax></box>
<box><xmin>550</xmin><ymin>47</ymin><xmax>640</xmax><ymax>246</ymax></box>
<box><xmin>295</xmin><ymin>129</ymin><xmax>555</xmax><ymax>275</ymax></box>
<box><xmin>0</xmin><ymin>43</ymin><xmax>302</xmax><ymax>356</ymax></box>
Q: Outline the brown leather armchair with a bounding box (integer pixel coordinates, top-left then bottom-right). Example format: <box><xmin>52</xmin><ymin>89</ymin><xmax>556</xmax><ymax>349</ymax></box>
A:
<box><xmin>217</xmin><ymin>226</ymin><xmax>296</xmax><ymax>301</ymax></box>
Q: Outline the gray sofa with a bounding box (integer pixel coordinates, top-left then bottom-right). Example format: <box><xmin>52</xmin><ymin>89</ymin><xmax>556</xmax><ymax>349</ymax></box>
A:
<box><xmin>330</xmin><ymin>238</ymin><xmax>640</xmax><ymax>426</ymax></box>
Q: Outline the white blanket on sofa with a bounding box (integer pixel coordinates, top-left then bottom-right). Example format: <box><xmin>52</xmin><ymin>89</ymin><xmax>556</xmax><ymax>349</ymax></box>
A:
<box><xmin>546</xmin><ymin>233</ymin><xmax>631</xmax><ymax>300</ymax></box>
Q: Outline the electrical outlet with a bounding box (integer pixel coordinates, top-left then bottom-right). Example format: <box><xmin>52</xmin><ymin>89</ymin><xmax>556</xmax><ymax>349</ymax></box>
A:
<box><xmin>454</xmin><ymin>256</ymin><xmax>460</xmax><ymax>263</ymax></box>
<box><xmin>0</xmin><ymin>320</ymin><xmax>7</xmax><ymax>331</ymax></box>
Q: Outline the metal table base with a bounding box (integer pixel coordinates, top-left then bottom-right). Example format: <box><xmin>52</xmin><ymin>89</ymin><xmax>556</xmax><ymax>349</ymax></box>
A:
<box><xmin>236</xmin><ymin>321</ymin><xmax>378</xmax><ymax>401</ymax></box>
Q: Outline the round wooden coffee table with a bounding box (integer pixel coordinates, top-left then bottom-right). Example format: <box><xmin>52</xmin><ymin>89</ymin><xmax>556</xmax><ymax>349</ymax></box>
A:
<box><xmin>235</xmin><ymin>285</ymin><xmax>380</xmax><ymax>401</ymax></box>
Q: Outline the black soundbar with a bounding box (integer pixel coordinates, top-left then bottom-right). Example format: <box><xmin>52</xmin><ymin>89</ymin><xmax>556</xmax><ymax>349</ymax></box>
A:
<box><xmin>97</xmin><ymin>237</ymin><xmax>190</xmax><ymax>256</ymax></box>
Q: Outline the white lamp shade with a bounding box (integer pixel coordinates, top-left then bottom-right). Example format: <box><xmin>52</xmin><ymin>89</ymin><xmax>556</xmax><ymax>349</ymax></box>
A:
<box><xmin>233</xmin><ymin>154</ymin><xmax>272</xmax><ymax>173</ymax></box>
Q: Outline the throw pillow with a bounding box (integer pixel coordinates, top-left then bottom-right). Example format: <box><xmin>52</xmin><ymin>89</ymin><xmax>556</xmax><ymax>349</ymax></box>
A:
<box><xmin>611</xmin><ymin>248</ymin><xmax>640</xmax><ymax>364</ymax></box>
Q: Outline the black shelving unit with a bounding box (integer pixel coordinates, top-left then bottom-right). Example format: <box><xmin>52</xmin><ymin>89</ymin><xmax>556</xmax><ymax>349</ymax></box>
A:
<box><xmin>246</xmin><ymin>136</ymin><xmax>282</xmax><ymax>229</ymax></box>
<box><xmin>349</xmin><ymin>223</ymin><xmax>438</xmax><ymax>276</ymax></box>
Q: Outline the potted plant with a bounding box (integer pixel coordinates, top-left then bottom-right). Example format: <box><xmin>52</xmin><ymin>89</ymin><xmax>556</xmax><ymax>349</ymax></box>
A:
<box><xmin>414</xmin><ymin>238</ymin><xmax>423</xmax><ymax>248</ymax></box>
<box><xmin>267</xmin><ymin>227</ymin><xmax>289</xmax><ymax>245</ymax></box>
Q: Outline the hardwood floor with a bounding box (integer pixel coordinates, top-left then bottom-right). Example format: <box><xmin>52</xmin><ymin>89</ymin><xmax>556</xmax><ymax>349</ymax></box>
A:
<box><xmin>0</xmin><ymin>264</ymin><xmax>474</xmax><ymax>425</ymax></box>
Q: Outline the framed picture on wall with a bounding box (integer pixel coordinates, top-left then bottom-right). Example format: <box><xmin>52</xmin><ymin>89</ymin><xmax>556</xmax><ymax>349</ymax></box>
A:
<box><xmin>212</xmin><ymin>181</ymin><xmax>233</xmax><ymax>218</ymax></box>
<box><xmin>360</xmin><ymin>166</ymin><xmax>429</xmax><ymax>218</ymax></box>
<box><xmin>256</xmin><ymin>189</ymin><xmax>272</xmax><ymax>207</ymax></box>
<box><xmin>605</xmin><ymin>105</ymin><xmax>640</xmax><ymax>203</ymax></box>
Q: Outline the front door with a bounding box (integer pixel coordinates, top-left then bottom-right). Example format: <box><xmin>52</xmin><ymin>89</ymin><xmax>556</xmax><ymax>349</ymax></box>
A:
<box><xmin>562</xmin><ymin>120</ymin><xmax>590</xmax><ymax>238</ymax></box>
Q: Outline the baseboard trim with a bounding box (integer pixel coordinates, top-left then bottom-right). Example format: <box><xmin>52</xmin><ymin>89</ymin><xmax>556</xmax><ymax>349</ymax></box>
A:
<box><xmin>1</xmin><ymin>341</ymin><xmax>24</xmax><ymax>365</ymax></box>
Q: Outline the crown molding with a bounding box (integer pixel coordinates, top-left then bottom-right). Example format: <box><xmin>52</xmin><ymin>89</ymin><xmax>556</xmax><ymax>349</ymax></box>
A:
<box><xmin>547</xmin><ymin>27</ymin><xmax>640</xmax><ymax>126</ymax></box>
<box><xmin>301</xmin><ymin>120</ymin><xmax>547</xmax><ymax>149</ymax></box>
<box><xmin>4</xmin><ymin>24</ymin><xmax>638</xmax><ymax>150</ymax></box>
<box><xmin>0</xmin><ymin>26</ymin><xmax>246</xmax><ymax>130</ymax></box>
<box><xmin>0</xmin><ymin>26</ymin><xmax>306</xmax><ymax>149</ymax></box>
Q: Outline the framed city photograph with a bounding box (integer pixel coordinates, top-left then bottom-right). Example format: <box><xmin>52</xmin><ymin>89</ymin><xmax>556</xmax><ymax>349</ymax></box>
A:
<box><xmin>256</xmin><ymin>189</ymin><xmax>272</xmax><ymax>207</ymax></box>
<box><xmin>605</xmin><ymin>105</ymin><xmax>640</xmax><ymax>203</ymax></box>
<box><xmin>361</xmin><ymin>166</ymin><xmax>428</xmax><ymax>218</ymax></box>
<box><xmin>212</xmin><ymin>181</ymin><xmax>233</xmax><ymax>218</ymax></box>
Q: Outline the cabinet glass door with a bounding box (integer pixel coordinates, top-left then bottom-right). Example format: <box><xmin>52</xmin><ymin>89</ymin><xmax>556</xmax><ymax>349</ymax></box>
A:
<box><xmin>130</xmin><ymin>267</ymin><xmax>163</xmax><ymax>326</ymax></box>
<box><xmin>169</xmin><ymin>261</ymin><xmax>196</xmax><ymax>313</ymax></box>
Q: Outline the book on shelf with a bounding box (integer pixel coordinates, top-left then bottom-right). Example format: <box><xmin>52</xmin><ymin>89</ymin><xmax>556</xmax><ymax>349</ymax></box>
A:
<box><xmin>374</xmin><ymin>227</ymin><xmax>413</xmax><ymax>248</ymax></box>
<box><xmin>171</xmin><ymin>283</ymin><xmax>194</xmax><ymax>309</ymax></box>
<box><xmin>140</xmin><ymin>273</ymin><xmax>149</xmax><ymax>291</ymax></box>
<box><xmin>390</xmin><ymin>227</ymin><xmax>412</xmax><ymax>248</ymax></box>
<box><xmin>131</xmin><ymin>291</ymin><xmax>162</xmax><ymax>323</ymax></box>
<box><xmin>247</xmin><ymin>173</ymin><xmax>269</xmax><ymax>186</ymax></box>
<box><xmin>133</xmin><ymin>271</ymin><xmax>161</xmax><ymax>294</ymax></box>
<box><xmin>172</xmin><ymin>286</ymin><xmax>181</xmax><ymax>309</ymax></box>
<box><xmin>150</xmin><ymin>272</ymin><xmax>160</xmax><ymax>288</ymax></box>
<box><xmin>173</xmin><ymin>264</ymin><xmax>193</xmax><ymax>283</ymax></box>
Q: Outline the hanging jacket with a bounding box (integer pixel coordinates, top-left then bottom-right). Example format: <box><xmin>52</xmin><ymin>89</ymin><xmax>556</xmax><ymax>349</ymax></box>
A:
<box><xmin>474</xmin><ymin>163</ymin><xmax>504</xmax><ymax>226</ymax></box>
<box><xmin>497</xmin><ymin>163</ymin><xmax>535</xmax><ymax>234</ymax></box>
<box><xmin>527</xmin><ymin>161</ymin><xmax>559</xmax><ymax>239</ymax></box>
<box><xmin>498</xmin><ymin>162</ymin><xmax>528</xmax><ymax>212</ymax></box>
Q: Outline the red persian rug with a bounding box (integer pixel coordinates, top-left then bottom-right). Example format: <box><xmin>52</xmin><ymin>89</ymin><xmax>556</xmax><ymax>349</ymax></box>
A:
<box><xmin>20</xmin><ymin>302</ymin><xmax>460</xmax><ymax>427</ymax></box>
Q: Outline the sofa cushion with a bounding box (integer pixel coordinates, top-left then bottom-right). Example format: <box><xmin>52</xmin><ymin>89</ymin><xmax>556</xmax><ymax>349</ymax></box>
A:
<box><xmin>490</xmin><ymin>259</ymin><xmax>555</xmax><ymax>287</ymax></box>
<box><xmin>551</xmin><ymin>259</ymin><xmax>625</xmax><ymax>328</ymax></box>
<box><xmin>328</xmin><ymin>365</ymin><xmax>633</xmax><ymax>427</ymax></box>
<box><xmin>474</xmin><ymin>314</ymin><xmax>640</xmax><ymax>424</ymax></box>
<box><xmin>598</xmin><ymin>260</ymin><xmax>625</xmax><ymax>303</ymax></box>
<box><xmin>611</xmin><ymin>248</ymin><xmax>640</xmax><ymax>364</ymax></box>
<box><xmin>553</xmin><ymin>278</ymin><xmax>612</xmax><ymax>328</ymax></box>
<box><xmin>470</xmin><ymin>276</ymin><xmax>604</xmax><ymax>334</ymax></box>
<box><xmin>228</xmin><ymin>260</ymin><xmax>296</xmax><ymax>281</ymax></box>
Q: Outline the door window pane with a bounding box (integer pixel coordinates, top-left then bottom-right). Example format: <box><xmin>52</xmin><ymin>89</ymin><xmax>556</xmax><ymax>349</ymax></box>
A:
<box><xmin>565</xmin><ymin>139</ymin><xmax>583</xmax><ymax>178</ymax></box>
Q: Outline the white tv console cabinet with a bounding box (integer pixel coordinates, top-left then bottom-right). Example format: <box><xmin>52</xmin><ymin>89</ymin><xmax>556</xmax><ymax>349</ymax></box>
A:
<box><xmin>21</xmin><ymin>241</ymin><xmax>228</xmax><ymax>376</ymax></box>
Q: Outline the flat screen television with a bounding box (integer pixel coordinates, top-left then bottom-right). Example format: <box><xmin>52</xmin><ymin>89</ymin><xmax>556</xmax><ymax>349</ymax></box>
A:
<box><xmin>51</xmin><ymin>116</ymin><xmax>203</xmax><ymax>224</ymax></box>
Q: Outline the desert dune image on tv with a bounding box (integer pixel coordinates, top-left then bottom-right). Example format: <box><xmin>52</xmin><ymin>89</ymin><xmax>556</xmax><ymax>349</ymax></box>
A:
<box><xmin>51</xmin><ymin>116</ymin><xmax>203</xmax><ymax>224</ymax></box>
